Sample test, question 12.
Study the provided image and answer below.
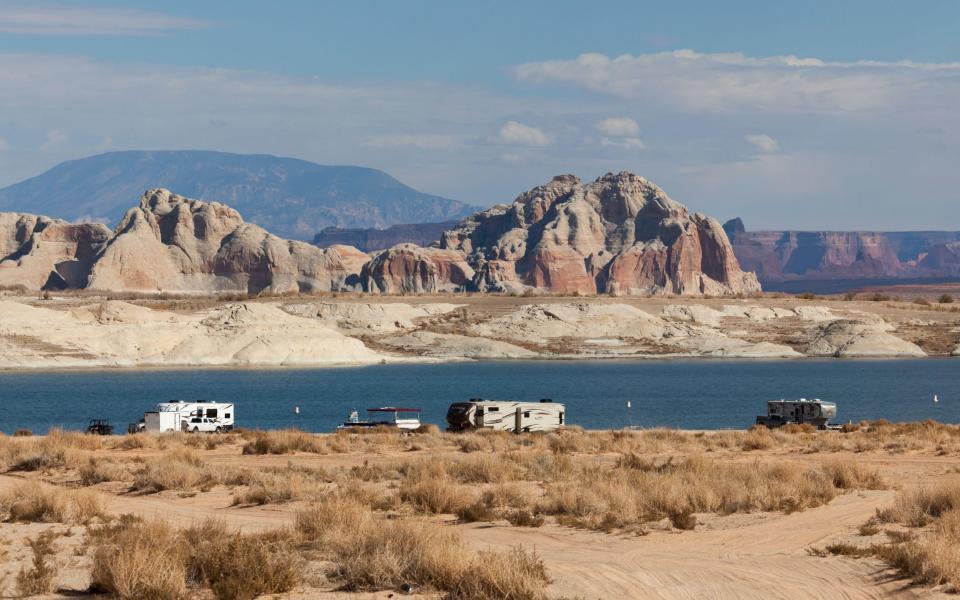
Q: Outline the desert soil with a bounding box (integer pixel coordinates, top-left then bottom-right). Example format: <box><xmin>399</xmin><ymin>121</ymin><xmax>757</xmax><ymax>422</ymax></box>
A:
<box><xmin>0</xmin><ymin>435</ymin><xmax>956</xmax><ymax>600</ymax></box>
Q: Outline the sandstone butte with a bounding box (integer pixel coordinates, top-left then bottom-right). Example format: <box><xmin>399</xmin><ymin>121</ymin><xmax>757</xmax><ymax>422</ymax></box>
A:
<box><xmin>0</xmin><ymin>173</ymin><xmax>761</xmax><ymax>297</ymax></box>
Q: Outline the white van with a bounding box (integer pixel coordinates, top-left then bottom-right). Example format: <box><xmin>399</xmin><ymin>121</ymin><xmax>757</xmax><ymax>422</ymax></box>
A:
<box><xmin>446</xmin><ymin>399</ymin><xmax>565</xmax><ymax>433</ymax></box>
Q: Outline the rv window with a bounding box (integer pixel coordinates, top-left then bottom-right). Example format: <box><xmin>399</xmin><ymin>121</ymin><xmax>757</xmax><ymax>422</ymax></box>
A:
<box><xmin>523</xmin><ymin>412</ymin><xmax>530</xmax><ymax>418</ymax></box>
<box><xmin>488</xmin><ymin>407</ymin><xmax>499</xmax><ymax>412</ymax></box>
<box><xmin>225</xmin><ymin>413</ymin><xmax>231</xmax><ymax>419</ymax></box>
<box><xmin>206</xmin><ymin>409</ymin><xmax>217</xmax><ymax>418</ymax></box>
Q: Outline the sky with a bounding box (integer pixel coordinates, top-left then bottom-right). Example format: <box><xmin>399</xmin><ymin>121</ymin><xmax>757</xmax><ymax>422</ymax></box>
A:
<box><xmin>1</xmin><ymin>0</ymin><xmax>959</xmax><ymax>230</ymax></box>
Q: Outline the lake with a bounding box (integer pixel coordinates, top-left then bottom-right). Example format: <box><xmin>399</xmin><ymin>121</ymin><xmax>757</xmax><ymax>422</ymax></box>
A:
<box><xmin>0</xmin><ymin>359</ymin><xmax>957</xmax><ymax>434</ymax></box>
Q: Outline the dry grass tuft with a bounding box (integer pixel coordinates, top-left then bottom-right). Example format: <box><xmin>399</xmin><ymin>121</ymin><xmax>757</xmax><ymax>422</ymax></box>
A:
<box><xmin>296</xmin><ymin>497</ymin><xmax>548</xmax><ymax>598</ymax></box>
<box><xmin>15</xmin><ymin>533</ymin><xmax>57</xmax><ymax>597</ymax></box>
<box><xmin>1</xmin><ymin>480</ymin><xmax>66</xmax><ymax>522</ymax></box>
<box><xmin>91</xmin><ymin>519</ymin><xmax>187</xmax><ymax>600</ymax></box>
<box><xmin>241</xmin><ymin>429</ymin><xmax>325</xmax><ymax>455</ymax></box>
<box><xmin>184</xmin><ymin>521</ymin><xmax>301</xmax><ymax>600</ymax></box>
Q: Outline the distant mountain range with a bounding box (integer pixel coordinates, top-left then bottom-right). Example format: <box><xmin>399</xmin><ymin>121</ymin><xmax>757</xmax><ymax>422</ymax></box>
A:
<box><xmin>0</xmin><ymin>150</ymin><xmax>476</xmax><ymax>240</ymax></box>
<box><xmin>723</xmin><ymin>218</ymin><xmax>960</xmax><ymax>290</ymax></box>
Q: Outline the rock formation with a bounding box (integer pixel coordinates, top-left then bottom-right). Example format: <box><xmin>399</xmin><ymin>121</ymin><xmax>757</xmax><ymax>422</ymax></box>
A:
<box><xmin>360</xmin><ymin>243</ymin><xmax>475</xmax><ymax>294</ymax></box>
<box><xmin>0</xmin><ymin>213</ymin><xmax>110</xmax><ymax>290</ymax></box>
<box><xmin>435</xmin><ymin>172</ymin><xmax>759</xmax><ymax>296</ymax></box>
<box><xmin>0</xmin><ymin>189</ymin><xmax>369</xmax><ymax>294</ymax></box>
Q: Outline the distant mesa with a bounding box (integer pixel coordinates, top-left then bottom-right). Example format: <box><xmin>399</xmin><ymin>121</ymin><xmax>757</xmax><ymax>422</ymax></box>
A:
<box><xmin>0</xmin><ymin>173</ymin><xmax>758</xmax><ymax>297</ymax></box>
<box><xmin>0</xmin><ymin>150</ymin><xmax>475</xmax><ymax>240</ymax></box>
<box><xmin>724</xmin><ymin>218</ymin><xmax>960</xmax><ymax>285</ymax></box>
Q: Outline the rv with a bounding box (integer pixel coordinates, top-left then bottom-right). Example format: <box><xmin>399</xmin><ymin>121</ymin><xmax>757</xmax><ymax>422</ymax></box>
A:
<box><xmin>446</xmin><ymin>399</ymin><xmax>565</xmax><ymax>433</ymax></box>
<box><xmin>143</xmin><ymin>401</ymin><xmax>235</xmax><ymax>433</ymax></box>
<box><xmin>755</xmin><ymin>399</ymin><xmax>837</xmax><ymax>430</ymax></box>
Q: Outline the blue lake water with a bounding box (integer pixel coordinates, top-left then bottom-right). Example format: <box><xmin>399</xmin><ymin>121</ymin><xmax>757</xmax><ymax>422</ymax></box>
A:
<box><xmin>0</xmin><ymin>359</ymin><xmax>957</xmax><ymax>434</ymax></box>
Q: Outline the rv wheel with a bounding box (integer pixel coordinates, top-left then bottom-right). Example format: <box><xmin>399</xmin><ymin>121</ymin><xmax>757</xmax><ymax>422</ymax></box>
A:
<box><xmin>215</xmin><ymin>426</ymin><xmax>223</xmax><ymax>433</ymax></box>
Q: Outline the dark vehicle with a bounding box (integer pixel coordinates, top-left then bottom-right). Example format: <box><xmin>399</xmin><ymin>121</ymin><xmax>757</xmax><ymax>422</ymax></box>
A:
<box><xmin>127</xmin><ymin>420</ymin><xmax>145</xmax><ymax>434</ymax></box>
<box><xmin>86</xmin><ymin>419</ymin><xmax>114</xmax><ymax>435</ymax></box>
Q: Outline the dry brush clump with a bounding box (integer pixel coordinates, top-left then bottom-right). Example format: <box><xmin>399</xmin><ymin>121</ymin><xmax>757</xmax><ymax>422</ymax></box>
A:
<box><xmin>295</xmin><ymin>496</ymin><xmax>548</xmax><ymax>599</ymax></box>
<box><xmin>535</xmin><ymin>454</ymin><xmax>877</xmax><ymax>532</ymax></box>
<box><xmin>90</xmin><ymin>517</ymin><xmax>301</xmax><ymax>600</ymax></box>
<box><xmin>821</xmin><ymin>481</ymin><xmax>960</xmax><ymax>591</ymax></box>
<box><xmin>0</xmin><ymin>480</ymin><xmax>107</xmax><ymax>524</ymax></box>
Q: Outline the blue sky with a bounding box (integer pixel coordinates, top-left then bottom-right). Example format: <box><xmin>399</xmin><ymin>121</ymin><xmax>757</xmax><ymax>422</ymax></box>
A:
<box><xmin>1</xmin><ymin>0</ymin><xmax>959</xmax><ymax>229</ymax></box>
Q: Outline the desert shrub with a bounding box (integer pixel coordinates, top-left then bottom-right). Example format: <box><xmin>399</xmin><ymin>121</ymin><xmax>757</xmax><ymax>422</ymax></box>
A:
<box><xmin>2</xmin><ymin>480</ymin><xmax>66</xmax><ymax>522</ymax></box>
<box><xmin>80</xmin><ymin>457</ymin><xmax>132</xmax><ymax>485</ymax></box>
<box><xmin>15</xmin><ymin>533</ymin><xmax>57</xmax><ymax>596</ymax></box>
<box><xmin>888</xmin><ymin>481</ymin><xmax>960</xmax><ymax>527</ymax></box>
<box><xmin>913</xmin><ymin>297</ymin><xmax>931</xmax><ymax>306</ymax></box>
<box><xmin>741</xmin><ymin>426</ymin><xmax>775</xmax><ymax>450</ymax></box>
<box><xmin>939</xmin><ymin>294</ymin><xmax>955</xmax><ymax>304</ymax></box>
<box><xmin>90</xmin><ymin>519</ymin><xmax>187</xmax><ymax>600</ymax></box>
<box><xmin>450</xmin><ymin>547</ymin><xmax>549</xmax><ymax>600</ymax></box>
<box><xmin>130</xmin><ymin>449</ymin><xmax>207</xmax><ymax>493</ymax></box>
<box><xmin>184</xmin><ymin>523</ymin><xmax>300</xmax><ymax>600</ymax></box>
<box><xmin>399</xmin><ymin>476</ymin><xmax>468</xmax><ymax>514</ymax></box>
<box><xmin>537</xmin><ymin>455</ymin><xmax>845</xmax><ymax>531</ymax></box>
<box><xmin>456</xmin><ymin>499</ymin><xmax>498</xmax><ymax>523</ymax></box>
<box><xmin>506</xmin><ymin>509</ymin><xmax>545</xmax><ymax>528</ymax></box>
<box><xmin>241</xmin><ymin>429</ymin><xmax>325</xmax><ymax>454</ymax></box>
<box><xmin>296</xmin><ymin>497</ymin><xmax>547</xmax><ymax>598</ymax></box>
<box><xmin>13</xmin><ymin>429</ymin><xmax>33</xmax><ymax>437</ymax></box>
<box><xmin>821</xmin><ymin>458</ymin><xmax>886</xmax><ymax>490</ymax></box>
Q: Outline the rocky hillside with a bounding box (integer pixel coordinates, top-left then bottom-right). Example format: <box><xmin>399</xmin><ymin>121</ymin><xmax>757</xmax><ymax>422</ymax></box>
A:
<box><xmin>724</xmin><ymin>219</ymin><xmax>960</xmax><ymax>283</ymax></box>
<box><xmin>313</xmin><ymin>221</ymin><xmax>456</xmax><ymax>251</ymax></box>
<box><xmin>0</xmin><ymin>151</ymin><xmax>475</xmax><ymax>239</ymax></box>
<box><xmin>1</xmin><ymin>174</ymin><xmax>759</xmax><ymax>297</ymax></box>
<box><xmin>1</xmin><ymin>189</ymin><xmax>368</xmax><ymax>294</ymax></box>
<box><xmin>364</xmin><ymin>172</ymin><xmax>758</xmax><ymax>296</ymax></box>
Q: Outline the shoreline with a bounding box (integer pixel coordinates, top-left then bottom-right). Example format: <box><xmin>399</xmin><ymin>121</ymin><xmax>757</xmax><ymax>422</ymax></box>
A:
<box><xmin>0</xmin><ymin>353</ymin><xmax>954</xmax><ymax>374</ymax></box>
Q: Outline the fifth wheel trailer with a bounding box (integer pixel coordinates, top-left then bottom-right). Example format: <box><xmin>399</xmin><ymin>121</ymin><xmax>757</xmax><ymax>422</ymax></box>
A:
<box><xmin>143</xmin><ymin>401</ymin><xmax>234</xmax><ymax>433</ymax></box>
<box><xmin>446</xmin><ymin>399</ymin><xmax>565</xmax><ymax>433</ymax></box>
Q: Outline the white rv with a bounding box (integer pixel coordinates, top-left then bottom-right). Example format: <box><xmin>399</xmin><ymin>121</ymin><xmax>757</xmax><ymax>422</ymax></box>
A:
<box><xmin>446</xmin><ymin>399</ymin><xmax>565</xmax><ymax>433</ymax></box>
<box><xmin>143</xmin><ymin>401</ymin><xmax>235</xmax><ymax>433</ymax></box>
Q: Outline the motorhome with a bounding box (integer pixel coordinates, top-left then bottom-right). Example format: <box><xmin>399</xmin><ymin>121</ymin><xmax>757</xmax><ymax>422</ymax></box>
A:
<box><xmin>142</xmin><ymin>401</ymin><xmax>234</xmax><ymax>433</ymax></box>
<box><xmin>446</xmin><ymin>399</ymin><xmax>565</xmax><ymax>433</ymax></box>
<box><xmin>755</xmin><ymin>399</ymin><xmax>837</xmax><ymax>430</ymax></box>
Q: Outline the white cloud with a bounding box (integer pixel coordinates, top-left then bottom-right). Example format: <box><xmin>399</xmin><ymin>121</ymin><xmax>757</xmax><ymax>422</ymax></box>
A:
<box><xmin>600</xmin><ymin>136</ymin><xmax>645</xmax><ymax>150</ymax></box>
<box><xmin>40</xmin><ymin>129</ymin><xmax>67</xmax><ymax>150</ymax></box>
<box><xmin>515</xmin><ymin>50</ymin><xmax>960</xmax><ymax>114</ymax></box>
<box><xmin>496</xmin><ymin>121</ymin><xmax>550</xmax><ymax>146</ymax></box>
<box><xmin>596</xmin><ymin>117</ymin><xmax>639</xmax><ymax>137</ymax></box>
<box><xmin>0</xmin><ymin>2</ymin><xmax>213</xmax><ymax>35</ymax></box>
<box><xmin>744</xmin><ymin>133</ymin><xmax>779</xmax><ymax>153</ymax></box>
<box><xmin>0</xmin><ymin>138</ymin><xmax>10</xmax><ymax>152</ymax></box>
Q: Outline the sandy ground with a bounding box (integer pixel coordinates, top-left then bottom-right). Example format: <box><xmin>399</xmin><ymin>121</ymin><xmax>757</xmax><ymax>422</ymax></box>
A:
<box><xmin>1</xmin><ymin>439</ymin><xmax>956</xmax><ymax>600</ymax></box>
<box><xmin>1</xmin><ymin>292</ymin><xmax>957</xmax><ymax>368</ymax></box>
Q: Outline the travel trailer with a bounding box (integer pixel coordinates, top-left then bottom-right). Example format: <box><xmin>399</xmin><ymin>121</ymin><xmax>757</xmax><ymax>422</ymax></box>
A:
<box><xmin>142</xmin><ymin>401</ymin><xmax>235</xmax><ymax>433</ymax></box>
<box><xmin>755</xmin><ymin>399</ymin><xmax>837</xmax><ymax>430</ymax></box>
<box><xmin>337</xmin><ymin>407</ymin><xmax>422</xmax><ymax>431</ymax></box>
<box><xmin>446</xmin><ymin>399</ymin><xmax>565</xmax><ymax>433</ymax></box>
